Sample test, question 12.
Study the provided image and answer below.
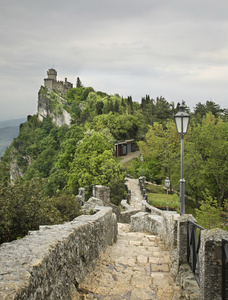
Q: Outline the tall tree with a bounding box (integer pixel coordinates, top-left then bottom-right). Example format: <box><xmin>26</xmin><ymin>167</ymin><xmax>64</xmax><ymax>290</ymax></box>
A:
<box><xmin>188</xmin><ymin>113</ymin><xmax>228</xmax><ymax>206</ymax></box>
<box><xmin>195</xmin><ymin>190</ymin><xmax>222</xmax><ymax>229</ymax></box>
<box><xmin>138</xmin><ymin>120</ymin><xmax>179</xmax><ymax>184</ymax></box>
<box><xmin>67</xmin><ymin>130</ymin><xmax>125</xmax><ymax>204</ymax></box>
<box><xmin>76</xmin><ymin>77</ymin><xmax>83</xmax><ymax>88</ymax></box>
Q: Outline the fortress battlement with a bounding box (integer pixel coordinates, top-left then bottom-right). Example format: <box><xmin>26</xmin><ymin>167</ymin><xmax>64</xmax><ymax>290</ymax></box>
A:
<box><xmin>44</xmin><ymin>68</ymin><xmax>73</xmax><ymax>96</ymax></box>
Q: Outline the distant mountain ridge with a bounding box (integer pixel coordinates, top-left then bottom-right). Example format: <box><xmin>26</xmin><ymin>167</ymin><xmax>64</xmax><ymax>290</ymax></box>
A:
<box><xmin>0</xmin><ymin>118</ymin><xmax>26</xmax><ymax>129</ymax></box>
<box><xmin>0</xmin><ymin>118</ymin><xmax>26</xmax><ymax>158</ymax></box>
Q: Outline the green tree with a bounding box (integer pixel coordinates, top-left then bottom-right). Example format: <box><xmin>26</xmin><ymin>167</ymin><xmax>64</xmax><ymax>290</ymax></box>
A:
<box><xmin>153</xmin><ymin>97</ymin><xmax>172</xmax><ymax>123</ymax></box>
<box><xmin>76</xmin><ymin>77</ymin><xmax>83</xmax><ymax>88</ymax></box>
<box><xmin>140</xmin><ymin>96</ymin><xmax>173</xmax><ymax>125</ymax></box>
<box><xmin>0</xmin><ymin>177</ymin><xmax>81</xmax><ymax>244</ymax></box>
<box><xmin>191</xmin><ymin>113</ymin><xmax>228</xmax><ymax>206</ymax></box>
<box><xmin>71</xmin><ymin>102</ymin><xmax>81</xmax><ymax>119</ymax></box>
<box><xmin>195</xmin><ymin>189</ymin><xmax>222</xmax><ymax>229</ymax></box>
<box><xmin>67</xmin><ymin>130</ymin><xmax>125</xmax><ymax>204</ymax></box>
<box><xmin>193</xmin><ymin>101</ymin><xmax>224</xmax><ymax>124</ymax></box>
<box><xmin>114</xmin><ymin>99</ymin><xmax>120</xmax><ymax>113</ymax></box>
<box><xmin>65</xmin><ymin>87</ymin><xmax>83</xmax><ymax>104</ymax></box>
<box><xmin>81</xmin><ymin>87</ymin><xmax>95</xmax><ymax>101</ymax></box>
<box><xmin>96</xmin><ymin>101</ymin><xmax>104</xmax><ymax>115</ymax></box>
<box><xmin>138</xmin><ymin>121</ymin><xmax>179</xmax><ymax>184</ymax></box>
<box><xmin>45</xmin><ymin>125</ymin><xmax>84</xmax><ymax>195</ymax></box>
<box><xmin>90</xmin><ymin>113</ymin><xmax>141</xmax><ymax>140</ymax></box>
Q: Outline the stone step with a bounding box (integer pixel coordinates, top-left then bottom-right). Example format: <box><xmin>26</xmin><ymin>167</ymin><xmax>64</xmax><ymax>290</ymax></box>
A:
<box><xmin>75</xmin><ymin>223</ymin><xmax>185</xmax><ymax>300</ymax></box>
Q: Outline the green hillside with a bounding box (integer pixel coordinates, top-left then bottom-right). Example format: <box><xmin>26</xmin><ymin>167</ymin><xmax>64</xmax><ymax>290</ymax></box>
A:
<box><xmin>0</xmin><ymin>81</ymin><xmax>227</xmax><ymax>243</ymax></box>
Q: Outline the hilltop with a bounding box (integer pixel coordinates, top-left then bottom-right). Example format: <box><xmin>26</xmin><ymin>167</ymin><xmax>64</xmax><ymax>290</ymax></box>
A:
<box><xmin>0</xmin><ymin>68</ymin><xmax>227</xmax><ymax>244</ymax></box>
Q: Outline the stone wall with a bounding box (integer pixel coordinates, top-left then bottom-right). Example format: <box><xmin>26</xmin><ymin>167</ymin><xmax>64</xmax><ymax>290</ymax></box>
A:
<box><xmin>131</xmin><ymin>202</ymin><xmax>178</xmax><ymax>252</ymax></box>
<box><xmin>119</xmin><ymin>199</ymin><xmax>141</xmax><ymax>223</ymax></box>
<box><xmin>44</xmin><ymin>69</ymin><xmax>73</xmax><ymax>96</ymax></box>
<box><xmin>199</xmin><ymin>228</ymin><xmax>228</xmax><ymax>299</ymax></box>
<box><xmin>93</xmin><ymin>185</ymin><xmax>121</xmax><ymax>220</ymax></box>
<box><xmin>130</xmin><ymin>199</ymin><xmax>228</xmax><ymax>300</ymax></box>
<box><xmin>130</xmin><ymin>208</ymin><xmax>201</xmax><ymax>299</ymax></box>
<box><xmin>93</xmin><ymin>185</ymin><xmax>110</xmax><ymax>205</ymax></box>
<box><xmin>0</xmin><ymin>207</ymin><xmax>117</xmax><ymax>300</ymax></box>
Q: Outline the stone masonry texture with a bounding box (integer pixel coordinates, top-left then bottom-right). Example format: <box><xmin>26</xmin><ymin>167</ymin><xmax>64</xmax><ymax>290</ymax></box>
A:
<box><xmin>77</xmin><ymin>223</ymin><xmax>185</xmax><ymax>300</ymax></box>
<box><xmin>0</xmin><ymin>207</ymin><xmax>117</xmax><ymax>300</ymax></box>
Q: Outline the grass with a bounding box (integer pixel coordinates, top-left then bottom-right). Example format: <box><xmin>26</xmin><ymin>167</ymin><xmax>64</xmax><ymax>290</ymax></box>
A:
<box><xmin>145</xmin><ymin>183</ymin><xmax>166</xmax><ymax>194</ymax></box>
<box><xmin>145</xmin><ymin>182</ymin><xmax>197</xmax><ymax>214</ymax></box>
<box><xmin>148</xmin><ymin>193</ymin><xmax>180</xmax><ymax>211</ymax></box>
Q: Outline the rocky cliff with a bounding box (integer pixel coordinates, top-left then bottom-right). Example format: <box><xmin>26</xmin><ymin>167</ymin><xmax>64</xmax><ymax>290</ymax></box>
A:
<box><xmin>37</xmin><ymin>86</ymin><xmax>71</xmax><ymax>127</ymax></box>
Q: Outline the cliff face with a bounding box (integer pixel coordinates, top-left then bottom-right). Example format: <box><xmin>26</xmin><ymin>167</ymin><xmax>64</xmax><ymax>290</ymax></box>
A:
<box><xmin>37</xmin><ymin>86</ymin><xmax>71</xmax><ymax>127</ymax></box>
<box><xmin>10</xmin><ymin>148</ymin><xmax>24</xmax><ymax>182</ymax></box>
<box><xmin>9</xmin><ymin>87</ymin><xmax>73</xmax><ymax>183</ymax></box>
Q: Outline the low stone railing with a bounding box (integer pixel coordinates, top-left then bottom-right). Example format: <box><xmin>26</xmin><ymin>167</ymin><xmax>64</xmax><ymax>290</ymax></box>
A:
<box><xmin>2</xmin><ymin>179</ymin><xmax>228</xmax><ymax>300</ymax></box>
<box><xmin>0</xmin><ymin>207</ymin><xmax>117</xmax><ymax>300</ymax></box>
<box><xmin>126</xmin><ymin>178</ymin><xmax>228</xmax><ymax>300</ymax></box>
<box><xmin>119</xmin><ymin>199</ymin><xmax>141</xmax><ymax>223</ymax></box>
<box><xmin>138</xmin><ymin>200</ymin><xmax>178</xmax><ymax>251</ymax></box>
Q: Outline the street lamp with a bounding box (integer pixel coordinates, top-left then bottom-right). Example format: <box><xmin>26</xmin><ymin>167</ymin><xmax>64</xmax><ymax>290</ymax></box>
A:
<box><xmin>140</xmin><ymin>154</ymin><xmax>143</xmax><ymax>176</ymax></box>
<box><xmin>164</xmin><ymin>177</ymin><xmax>170</xmax><ymax>211</ymax></box>
<box><xmin>174</xmin><ymin>104</ymin><xmax>190</xmax><ymax>215</ymax></box>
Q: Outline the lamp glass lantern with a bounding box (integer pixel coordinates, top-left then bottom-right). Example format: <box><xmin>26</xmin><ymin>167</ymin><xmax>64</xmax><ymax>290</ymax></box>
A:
<box><xmin>174</xmin><ymin>105</ymin><xmax>190</xmax><ymax>134</ymax></box>
<box><xmin>165</xmin><ymin>177</ymin><xmax>170</xmax><ymax>189</ymax></box>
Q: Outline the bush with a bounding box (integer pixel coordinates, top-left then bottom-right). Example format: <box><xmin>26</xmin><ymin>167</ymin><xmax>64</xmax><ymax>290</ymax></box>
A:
<box><xmin>0</xmin><ymin>178</ymin><xmax>81</xmax><ymax>244</ymax></box>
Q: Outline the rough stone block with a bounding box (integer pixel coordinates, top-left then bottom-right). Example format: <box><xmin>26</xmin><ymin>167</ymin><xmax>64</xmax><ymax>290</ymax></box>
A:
<box><xmin>130</xmin><ymin>212</ymin><xmax>148</xmax><ymax>232</ymax></box>
<box><xmin>0</xmin><ymin>207</ymin><xmax>117</xmax><ymax>299</ymax></box>
<box><xmin>93</xmin><ymin>185</ymin><xmax>110</xmax><ymax>205</ymax></box>
<box><xmin>146</xmin><ymin>215</ymin><xmax>163</xmax><ymax>235</ymax></box>
<box><xmin>200</xmin><ymin>228</ymin><xmax>228</xmax><ymax>299</ymax></box>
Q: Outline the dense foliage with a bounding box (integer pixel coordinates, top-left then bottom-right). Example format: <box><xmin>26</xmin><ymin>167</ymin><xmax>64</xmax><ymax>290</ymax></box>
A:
<box><xmin>137</xmin><ymin>112</ymin><xmax>228</xmax><ymax>208</ymax></box>
<box><xmin>0</xmin><ymin>177</ymin><xmax>81</xmax><ymax>244</ymax></box>
<box><xmin>0</xmin><ymin>78</ymin><xmax>228</xmax><ymax>242</ymax></box>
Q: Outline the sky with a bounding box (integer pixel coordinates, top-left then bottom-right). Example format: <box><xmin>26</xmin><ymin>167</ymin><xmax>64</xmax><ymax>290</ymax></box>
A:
<box><xmin>0</xmin><ymin>0</ymin><xmax>228</xmax><ymax>121</ymax></box>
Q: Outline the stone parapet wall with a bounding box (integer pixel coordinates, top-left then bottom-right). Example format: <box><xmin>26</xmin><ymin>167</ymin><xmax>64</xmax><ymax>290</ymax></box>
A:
<box><xmin>131</xmin><ymin>202</ymin><xmax>228</xmax><ymax>299</ymax></box>
<box><xmin>130</xmin><ymin>210</ymin><xmax>201</xmax><ymax>299</ymax></box>
<box><xmin>119</xmin><ymin>199</ymin><xmax>140</xmax><ymax>223</ymax></box>
<box><xmin>93</xmin><ymin>185</ymin><xmax>110</xmax><ymax>205</ymax></box>
<box><xmin>141</xmin><ymin>199</ymin><xmax>164</xmax><ymax>216</ymax></box>
<box><xmin>199</xmin><ymin>228</ymin><xmax>228</xmax><ymax>299</ymax></box>
<box><xmin>140</xmin><ymin>200</ymin><xmax>178</xmax><ymax>251</ymax></box>
<box><xmin>0</xmin><ymin>207</ymin><xmax>117</xmax><ymax>300</ymax></box>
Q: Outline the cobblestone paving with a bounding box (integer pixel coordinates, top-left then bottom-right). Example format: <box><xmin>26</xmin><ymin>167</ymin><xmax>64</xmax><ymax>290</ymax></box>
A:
<box><xmin>77</xmin><ymin>223</ymin><xmax>184</xmax><ymax>300</ymax></box>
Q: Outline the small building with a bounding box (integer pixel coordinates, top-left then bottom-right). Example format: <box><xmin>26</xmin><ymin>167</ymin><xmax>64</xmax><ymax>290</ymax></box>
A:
<box><xmin>114</xmin><ymin>139</ymin><xmax>135</xmax><ymax>157</ymax></box>
<box><xmin>44</xmin><ymin>68</ymin><xmax>73</xmax><ymax>96</ymax></box>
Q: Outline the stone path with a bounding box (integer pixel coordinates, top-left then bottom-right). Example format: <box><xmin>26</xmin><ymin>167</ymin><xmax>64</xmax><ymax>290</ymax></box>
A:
<box><xmin>119</xmin><ymin>151</ymin><xmax>141</xmax><ymax>164</ymax></box>
<box><xmin>75</xmin><ymin>178</ymin><xmax>185</xmax><ymax>299</ymax></box>
<box><xmin>77</xmin><ymin>223</ymin><xmax>184</xmax><ymax>300</ymax></box>
<box><xmin>125</xmin><ymin>178</ymin><xmax>143</xmax><ymax>210</ymax></box>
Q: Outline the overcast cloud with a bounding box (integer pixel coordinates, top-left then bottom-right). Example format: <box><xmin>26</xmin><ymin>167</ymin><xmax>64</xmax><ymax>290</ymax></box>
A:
<box><xmin>0</xmin><ymin>0</ymin><xmax>228</xmax><ymax>121</ymax></box>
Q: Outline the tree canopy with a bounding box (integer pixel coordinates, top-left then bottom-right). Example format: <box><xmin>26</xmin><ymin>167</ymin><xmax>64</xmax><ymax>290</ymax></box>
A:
<box><xmin>0</xmin><ymin>81</ymin><xmax>227</xmax><ymax>244</ymax></box>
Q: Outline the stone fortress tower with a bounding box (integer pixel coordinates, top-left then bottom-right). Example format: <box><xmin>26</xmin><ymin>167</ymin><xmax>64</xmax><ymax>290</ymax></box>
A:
<box><xmin>44</xmin><ymin>68</ymin><xmax>73</xmax><ymax>96</ymax></box>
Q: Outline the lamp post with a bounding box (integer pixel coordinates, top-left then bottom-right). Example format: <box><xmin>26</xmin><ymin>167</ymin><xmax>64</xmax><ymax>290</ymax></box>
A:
<box><xmin>174</xmin><ymin>104</ymin><xmax>190</xmax><ymax>215</ymax></box>
<box><xmin>164</xmin><ymin>177</ymin><xmax>170</xmax><ymax>211</ymax></box>
<box><xmin>140</xmin><ymin>154</ymin><xmax>143</xmax><ymax>176</ymax></box>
